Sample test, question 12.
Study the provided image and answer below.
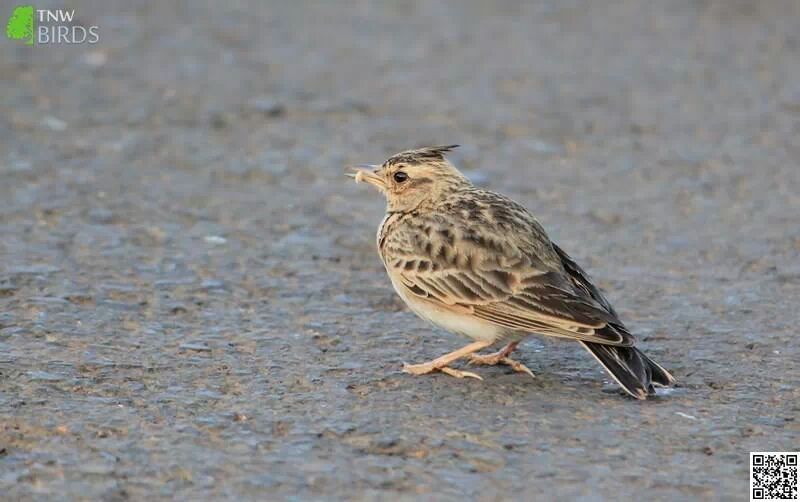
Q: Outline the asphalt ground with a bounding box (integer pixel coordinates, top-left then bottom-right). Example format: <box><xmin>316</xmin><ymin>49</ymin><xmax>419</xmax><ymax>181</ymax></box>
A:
<box><xmin>1</xmin><ymin>1</ymin><xmax>799</xmax><ymax>500</ymax></box>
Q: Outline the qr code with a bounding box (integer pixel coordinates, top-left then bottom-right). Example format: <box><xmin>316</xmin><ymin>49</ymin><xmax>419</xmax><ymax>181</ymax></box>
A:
<box><xmin>751</xmin><ymin>452</ymin><xmax>798</xmax><ymax>501</ymax></box>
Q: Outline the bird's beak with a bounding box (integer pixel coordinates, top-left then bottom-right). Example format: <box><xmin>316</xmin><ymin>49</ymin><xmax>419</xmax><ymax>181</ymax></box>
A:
<box><xmin>345</xmin><ymin>164</ymin><xmax>385</xmax><ymax>191</ymax></box>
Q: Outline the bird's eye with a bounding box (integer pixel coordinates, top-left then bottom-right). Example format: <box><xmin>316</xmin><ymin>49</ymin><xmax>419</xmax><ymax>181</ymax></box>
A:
<box><xmin>393</xmin><ymin>171</ymin><xmax>408</xmax><ymax>183</ymax></box>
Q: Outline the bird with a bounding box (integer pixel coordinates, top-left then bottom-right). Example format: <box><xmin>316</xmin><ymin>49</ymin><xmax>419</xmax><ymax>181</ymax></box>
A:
<box><xmin>346</xmin><ymin>145</ymin><xmax>675</xmax><ymax>399</ymax></box>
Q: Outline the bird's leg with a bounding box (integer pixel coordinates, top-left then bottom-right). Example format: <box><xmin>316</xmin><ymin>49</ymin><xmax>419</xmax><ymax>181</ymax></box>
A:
<box><xmin>402</xmin><ymin>340</ymin><xmax>493</xmax><ymax>380</ymax></box>
<box><xmin>468</xmin><ymin>341</ymin><xmax>535</xmax><ymax>378</ymax></box>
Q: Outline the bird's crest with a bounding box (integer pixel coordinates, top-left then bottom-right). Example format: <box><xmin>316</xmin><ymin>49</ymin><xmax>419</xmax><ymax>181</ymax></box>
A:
<box><xmin>384</xmin><ymin>145</ymin><xmax>459</xmax><ymax>166</ymax></box>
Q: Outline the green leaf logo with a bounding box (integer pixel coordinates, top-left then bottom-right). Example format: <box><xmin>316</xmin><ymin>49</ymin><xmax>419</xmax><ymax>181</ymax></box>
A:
<box><xmin>6</xmin><ymin>5</ymin><xmax>35</xmax><ymax>45</ymax></box>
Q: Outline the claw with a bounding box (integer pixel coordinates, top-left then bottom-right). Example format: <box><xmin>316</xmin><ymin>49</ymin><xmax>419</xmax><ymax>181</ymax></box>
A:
<box><xmin>440</xmin><ymin>367</ymin><xmax>484</xmax><ymax>380</ymax></box>
<box><xmin>502</xmin><ymin>357</ymin><xmax>536</xmax><ymax>378</ymax></box>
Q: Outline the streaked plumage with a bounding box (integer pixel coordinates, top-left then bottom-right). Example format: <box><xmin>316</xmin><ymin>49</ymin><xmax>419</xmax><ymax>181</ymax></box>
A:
<box><xmin>347</xmin><ymin>145</ymin><xmax>675</xmax><ymax>399</ymax></box>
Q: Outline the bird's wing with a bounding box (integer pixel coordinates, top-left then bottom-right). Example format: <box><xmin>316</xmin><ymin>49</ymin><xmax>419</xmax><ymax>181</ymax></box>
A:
<box><xmin>388</xmin><ymin>238</ymin><xmax>634</xmax><ymax>347</ymax></box>
<box><xmin>551</xmin><ymin>243</ymin><xmax>618</xmax><ymax>316</ymax></box>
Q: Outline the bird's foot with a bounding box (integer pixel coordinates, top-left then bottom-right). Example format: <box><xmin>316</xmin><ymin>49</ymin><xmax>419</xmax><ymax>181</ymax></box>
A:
<box><xmin>468</xmin><ymin>353</ymin><xmax>535</xmax><ymax>378</ymax></box>
<box><xmin>399</xmin><ymin>341</ymin><xmax>493</xmax><ymax>381</ymax></box>
<box><xmin>402</xmin><ymin>361</ymin><xmax>483</xmax><ymax>380</ymax></box>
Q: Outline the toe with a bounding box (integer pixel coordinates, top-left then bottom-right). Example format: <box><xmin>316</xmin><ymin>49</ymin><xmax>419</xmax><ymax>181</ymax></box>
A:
<box><xmin>402</xmin><ymin>362</ymin><xmax>435</xmax><ymax>376</ymax></box>
<box><xmin>467</xmin><ymin>354</ymin><xmax>500</xmax><ymax>366</ymax></box>
<box><xmin>440</xmin><ymin>367</ymin><xmax>484</xmax><ymax>380</ymax></box>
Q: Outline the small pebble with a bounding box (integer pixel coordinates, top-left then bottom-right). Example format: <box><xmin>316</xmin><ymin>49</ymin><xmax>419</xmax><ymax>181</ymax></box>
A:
<box><xmin>246</xmin><ymin>97</ymin><xmax>286</xmax><ymax>117</ymax></box>
<box><xmin>179</xmin><ymin>342</ymin><xmax>211</xmax><ymax>352</ymax></box>
<box><xmin>203</xmin><ymin>235</ymin><xmax>227</xmax><ymax>245</ymax></box>
<box><xmin>88</xmin><ymin>207</ymin><xmax>114</xmax><ymax>224</ymax></box>
<box><xmin>42</xmin><ymin>116</ymin><xmax>67</xmax><ymax>131</ymax></box>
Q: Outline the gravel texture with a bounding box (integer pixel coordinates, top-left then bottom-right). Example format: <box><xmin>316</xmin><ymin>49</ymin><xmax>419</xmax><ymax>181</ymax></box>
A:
<box><xmin>1</xmin><ymin>1</ymin><xmax>799</xmax><ymax>500</ymax></box>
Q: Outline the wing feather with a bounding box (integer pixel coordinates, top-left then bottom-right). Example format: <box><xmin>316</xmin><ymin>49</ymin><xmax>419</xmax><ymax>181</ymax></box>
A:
<box><xmin>381</xmin><ymin>192</ymin><xmax>635</xmax><ymax>347</ymax></box>
<box><xmin>393</xmin><ymin>260</ymin><xmax>632</xmax><ymax>346</ymax></box>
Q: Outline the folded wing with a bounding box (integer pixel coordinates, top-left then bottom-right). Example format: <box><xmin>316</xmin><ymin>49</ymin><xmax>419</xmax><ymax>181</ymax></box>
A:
<box><xmin>390</xmin><ymin>242</ymin><xmax>634</xmax><ymax>347</ymax></box>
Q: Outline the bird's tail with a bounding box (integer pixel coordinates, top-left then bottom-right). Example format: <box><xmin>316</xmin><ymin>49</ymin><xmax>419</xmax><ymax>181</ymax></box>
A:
<box><xmin>580</xmin><ymin>342</ymin><xmax>676</xmax><ymax>400</ymax></box>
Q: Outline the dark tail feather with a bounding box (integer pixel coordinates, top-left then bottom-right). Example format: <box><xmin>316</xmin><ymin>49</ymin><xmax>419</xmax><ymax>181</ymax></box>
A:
<box><xmin>580</xmin><ymin>342</ymin><xmax>676</xmax><ymax>400</ymax></box>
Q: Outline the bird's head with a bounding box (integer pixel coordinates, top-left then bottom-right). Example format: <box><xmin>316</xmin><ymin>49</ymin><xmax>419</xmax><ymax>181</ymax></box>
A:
<box><xmin>346</xmin><ymin>145</ymin><xmax>470</xmax><ymax>212</ymax></box>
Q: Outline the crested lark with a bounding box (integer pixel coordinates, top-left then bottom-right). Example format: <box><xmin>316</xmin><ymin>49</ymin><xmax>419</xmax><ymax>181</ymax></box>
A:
<box><xmin>347</xmin><ymin>145</ymin><xmax>675</xmax><ymax>399</ymax></box>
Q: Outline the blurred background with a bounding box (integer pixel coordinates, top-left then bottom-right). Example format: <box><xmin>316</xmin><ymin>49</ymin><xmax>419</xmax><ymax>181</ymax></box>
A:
<box><xmin>1</xmin><ymin>1</ymin><xmax>799</xmax><ymax>499</ymax></box>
